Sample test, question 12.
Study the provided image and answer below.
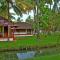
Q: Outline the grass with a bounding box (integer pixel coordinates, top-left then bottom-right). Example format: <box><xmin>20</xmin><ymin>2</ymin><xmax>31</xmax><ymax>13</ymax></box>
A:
<box><xmin>27</xmin><ymin>54</ymin><xmax>60</xmax><ymax>60</ymax></box>
<box><xmin>0</xmin><ymin>52</ymin><xmax>18</xmax><ymax>60</ymax></box>
<box><xmin>0</xmin><ymin>32</ymin><xmax>60</xmax><ymax>48</ymax></box>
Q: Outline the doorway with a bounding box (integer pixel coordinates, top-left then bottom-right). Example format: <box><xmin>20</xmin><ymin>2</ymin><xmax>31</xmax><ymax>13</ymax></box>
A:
<box><xmin>4</xmin><ymin>26</ymin><xmax>8</xmax><ymax>38</ymax></box>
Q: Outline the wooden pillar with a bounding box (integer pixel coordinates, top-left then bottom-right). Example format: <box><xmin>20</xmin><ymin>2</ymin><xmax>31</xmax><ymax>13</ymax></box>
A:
<box><xmin>13</xmin><ymin>28</ymin><xmax>14</xmax><ymax>37</ymax></box>
<box><xmin>3</xmin><ymin>26</ymin><xmax>4</xmax><ymax>38</ymax></box>
<box><xmin>31</xmin><ymin>30</ymin><xmax>32</xmax><ymax>35</ymax></box>
<box><xmin>26</xmin><ymin>29</ymin><xmax>27</xmax><ymax>34</ymax></box>
<box><xmin>8</xmin><ymin>25</ymin><xmax>10</xmax><ymax>40</ymax></box>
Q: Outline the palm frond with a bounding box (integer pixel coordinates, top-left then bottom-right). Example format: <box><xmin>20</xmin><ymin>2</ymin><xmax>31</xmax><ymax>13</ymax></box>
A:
<box><xmin>12</xmin><ymin>5</ymin><xmax>22</xmax><ymax>16</ymax></box>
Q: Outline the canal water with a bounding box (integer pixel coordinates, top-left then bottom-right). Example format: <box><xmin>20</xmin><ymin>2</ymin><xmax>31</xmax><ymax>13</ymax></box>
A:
<box><xmin>17</xmin><ymin>51</ymin><xmax>36</xmax><ymax>60</ymax></box>
<box><xmin>16</xmin><ymin>47</ymin><xmax>60</xmax><ymax>60</ymax></box>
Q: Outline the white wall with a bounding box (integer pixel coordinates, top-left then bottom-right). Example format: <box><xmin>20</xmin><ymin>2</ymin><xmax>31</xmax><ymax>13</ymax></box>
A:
<box><xmin>14</xmin><ymin>32</ymin><xmax>27</xmax><ymax>34</ymax></box>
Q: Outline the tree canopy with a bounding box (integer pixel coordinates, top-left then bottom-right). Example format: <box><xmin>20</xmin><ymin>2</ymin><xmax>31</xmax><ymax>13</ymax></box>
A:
<box><xmin>0</xmin><ymin>0</ymin><xmax>8</xmax><ymax>19</ymax></box>
<box><xmin>0</xmin><ymin>0</ymin><xmax>60</xmax><ymax>32</ymax></box>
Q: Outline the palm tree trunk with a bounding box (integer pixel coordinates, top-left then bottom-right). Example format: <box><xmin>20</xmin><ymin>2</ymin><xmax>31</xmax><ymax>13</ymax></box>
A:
<box><xmin>50</xmin><ymin>4</ymin><xmax>51</xmax><ymax>10</ymax></box>
<box><xmin>34</xmin><ymin>0</ymin><xmax>40</xmax><ymax>40</ymax></box>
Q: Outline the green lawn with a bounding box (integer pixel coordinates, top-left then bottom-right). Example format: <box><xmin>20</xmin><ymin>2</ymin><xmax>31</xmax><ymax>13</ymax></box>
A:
<box><xmin>0</xmin><ymin>32</ymin><xmax>60</xmax><ymax>48</ymax></box>
<box><xmin>27</xmin><ymin>54</ymin><xmax>60</xmax><ymax>60</ymax></box>
<box><xmin>0</xmin><ymin>52</ymin><xmax>18</xmax><ymax>60</ymax></box>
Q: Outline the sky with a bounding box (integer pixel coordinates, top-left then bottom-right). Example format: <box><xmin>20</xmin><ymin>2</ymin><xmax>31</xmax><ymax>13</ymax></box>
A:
<box><xmin>20</xmin><ymin>10</ymin><xmax>34</xmax><ymax>22</ymax></box>
<box><xmin>9</xmin><ymin>8</ymin><xmax>34</xmax><ymax>22</ymax></box>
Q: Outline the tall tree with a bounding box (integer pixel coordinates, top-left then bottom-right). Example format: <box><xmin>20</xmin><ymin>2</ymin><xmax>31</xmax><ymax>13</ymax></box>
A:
<box><xmin>53</xmin><ymin>0</ymin><xmax>60</xmax><ymax>12</ymax></box>
<box><xmin>0</xmin><ymin>0</ymin><xmax>8</xmax><ymax>19</ymax></box>
<box><xmin>26</xmin><ymin>16</ymin><xmax>34</xmax><ymax>28</ymax></box>
<box><xmin>46</xmin><ymin>0</ymin><xmax>52</xmax><ymax>9</ymax></box>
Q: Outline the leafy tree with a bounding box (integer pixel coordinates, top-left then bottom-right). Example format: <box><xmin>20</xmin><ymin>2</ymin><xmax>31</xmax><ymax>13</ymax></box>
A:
<box><xmin>26</xmin><ymin>16</ymin><xmax>34</xmax><ymax>28</ymax></box>
<box><xmin>45</xmin><ymin>0</ymin><xmax>60</xmax><ymax>12</ymax></box>
<box><xmin>46</xmin><ymin>0</ymin><xmax>52</xmax><ymax>9</ymax></box>
<box><xmin>53</xmin><ymin>0</ymin><xmax>59</xmax><ymax>12</ymax></box>
<box><xmin>0</xmin><ymin>0</ymin><xmax>8</xmax><ymax>19</ymax></box>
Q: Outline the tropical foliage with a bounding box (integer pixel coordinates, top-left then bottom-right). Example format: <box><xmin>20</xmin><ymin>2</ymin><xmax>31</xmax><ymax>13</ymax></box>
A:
<box><xmin>0</xmin><ymin>0</ymin><xmax>8</xmax><ymax>19</ymax></box>
<box><xmin>0</xmin><ymin>0</ymin><xmax>34</xmax><ymax>20</ymax></box>
<box><xmin>0</xmin><ymin>0</ymin><xmax>60</xmax><ymax>32</ymax></box>
<box><xmin>34</xmin><ymin>0</ymin><xmax>60</xmax><ymax>33</ymax></box>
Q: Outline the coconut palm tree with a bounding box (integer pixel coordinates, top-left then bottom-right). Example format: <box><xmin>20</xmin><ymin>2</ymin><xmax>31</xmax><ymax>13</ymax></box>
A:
<box><xmin>0</xmin><ymin>0</ymin><xmax>34</xmax><ymax>21</ymax></box>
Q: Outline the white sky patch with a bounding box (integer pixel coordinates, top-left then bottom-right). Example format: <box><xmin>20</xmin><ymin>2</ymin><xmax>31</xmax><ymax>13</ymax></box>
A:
<box><xmin>45</xmin><ymin>1</ymin><xmax>54</xmax><ymax>10</ymax></box>
<box><xmin>20</xmin><ymin>10</ymin><xmax>34</xmax><ymax>22</ymax></box>
<box><xmin>20</xmin><ymin>14</ymin><xmax>29</xmax><ymax>22</ymax></box>
<box><xmin>57</xmin><ymin>1</ymin><xmax>60</xmax><ymax>8</ymax></box>
<box><xmin>28</xmin><ymin>10</ymin><xmax>34</xmax><ymax>19</ymax></box>
<box><xmin>9</xmin><ymin>8</ymin><xmax>15</xmax><ymax>13</ymax></box>
<box><xmin>45</xmin><ymin>0</ymin><xmax>60</xmax><ymax>9</ymax></box>
<box><xmin>9</xmin><ymin>8</ymin><xmax>34</xmax><ymax>22</ymax></box>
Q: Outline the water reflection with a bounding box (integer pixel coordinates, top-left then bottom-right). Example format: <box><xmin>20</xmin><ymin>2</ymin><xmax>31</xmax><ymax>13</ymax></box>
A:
<box><xmin>17</xmin><ymin>51</ymin><xmax>36</xmax><ymax>60</ymax></box>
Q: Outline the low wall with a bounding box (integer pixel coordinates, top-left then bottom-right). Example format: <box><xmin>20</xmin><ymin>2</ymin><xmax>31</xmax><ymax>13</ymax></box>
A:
<box><xmin>0</xmin><ymin>38</ymin><xmax>13</xmax><ymax>41</ymax></box>
<box><xmin>14</xmin><ymin>34</ymin><xmax>33</xmax><ymax>37</ymax></box>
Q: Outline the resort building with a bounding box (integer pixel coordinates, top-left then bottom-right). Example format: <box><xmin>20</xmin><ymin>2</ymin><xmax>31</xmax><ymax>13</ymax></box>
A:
<box><xmin>0</xmin><ymin>16</ymin><xmax>33</xmax><ymax>41</ymax></box>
